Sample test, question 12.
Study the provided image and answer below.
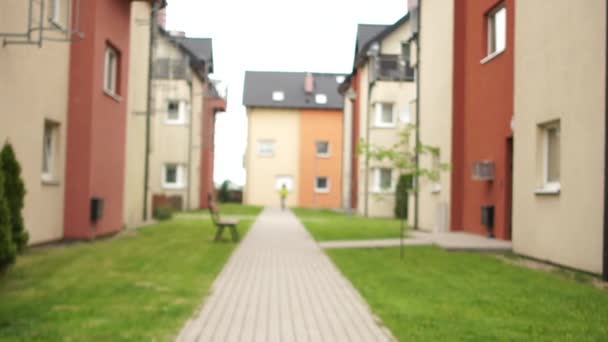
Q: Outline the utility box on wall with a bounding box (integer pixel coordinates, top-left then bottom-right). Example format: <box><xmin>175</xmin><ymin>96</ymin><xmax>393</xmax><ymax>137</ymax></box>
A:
<box><xmin>90</xmin><ymin>197</ymin><xmax>104</xmax><ymax>224</ymax></box>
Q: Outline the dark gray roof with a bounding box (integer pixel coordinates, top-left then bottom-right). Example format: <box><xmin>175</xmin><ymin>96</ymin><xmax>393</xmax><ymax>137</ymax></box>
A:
<box><xmin>174</xmin><ymin>37</ymin><xmax>214</xmax><ymax>73</ymax></box>
<box><xmin>356</xmin><ymin>24</ymin><xmax>388</xmax><ymax>55</ymax></box>
<box><xmin>243</xmin><ymin>71</ymin><xmax>346</xmax><ymax>110</ymax></box>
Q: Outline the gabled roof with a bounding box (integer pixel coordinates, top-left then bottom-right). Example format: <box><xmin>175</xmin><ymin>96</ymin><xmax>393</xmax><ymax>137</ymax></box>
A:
<box><xmin>174</xmin><ymin>37</ymin><xmax>214</xmax><ymax>73</ymax></box>
<box><xmin>355</xmin><ymin>24</ymin><xmax>388</xmax><ymax>57</ymax></box>
<box><xmin>243</xmin><ymin>71</ymin><xmax>346</xmax><ymax>110</ymax></box>
<box><xmin>158</xmin><ymin>28</ymin><xmax>214</xmax><ymax>79</ymax></box>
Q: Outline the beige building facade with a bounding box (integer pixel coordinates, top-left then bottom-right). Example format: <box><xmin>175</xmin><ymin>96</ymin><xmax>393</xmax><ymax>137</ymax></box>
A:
<box><xmin>244</xmin><ymin>108</ymin><xmax>301</xmax><ymax>207</ymax></box>
<box><xmin>0</xmin><ymin>0</ymin><xmax>72</xmax><ymax>244</ymax></box>
<box><xmin>148</xmin><ymin>32</ymin><xmax>205</xmax><ymax>211</ymax></box>
<box><xmin>414</xmin><ymin>0</ymin><xmax>454</xmax><ymax>232</ymax></box>
<box><xmin>124</xmin><ymin>1</ymin><xmax>152</xmax><ymax>227</ymax></box>
<box><xmin>512</xmin><ymin>0</ymin><xmax>607</xmax><ymax>274</ymax></box>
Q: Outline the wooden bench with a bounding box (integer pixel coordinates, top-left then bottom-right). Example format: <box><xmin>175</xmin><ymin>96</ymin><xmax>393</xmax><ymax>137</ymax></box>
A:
<box><xmin>208</xmin><ymin>195</ymin><xmax>240</xmax><ymax>242</ymax></box>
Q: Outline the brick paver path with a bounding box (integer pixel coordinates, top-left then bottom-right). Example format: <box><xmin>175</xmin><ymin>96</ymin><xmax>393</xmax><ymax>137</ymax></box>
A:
<box><xmin>176</xmin><ymin>208</ymin><xmax>394</xmax><ymax>342</ymax></box>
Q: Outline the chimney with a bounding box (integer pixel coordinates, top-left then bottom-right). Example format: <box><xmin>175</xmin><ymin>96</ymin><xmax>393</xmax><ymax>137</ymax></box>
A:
<box><xmin>157</xmin><ymin>7</ymin><xmax>167</xmax><ymax>28</ymax></box>
<box><xmin>304</xmin><ymin>73</ymin><xmax>314</xmax><ymax>94</ymax></box>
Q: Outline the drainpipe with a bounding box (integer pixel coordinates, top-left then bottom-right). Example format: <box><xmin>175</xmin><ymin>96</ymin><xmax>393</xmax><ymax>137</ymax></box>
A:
<box><xmin>603</xmin><ymin>1</ymin><xmax>608</xmax><ymax>281</ymax></box>
<box><xmin>186</xmin><ymin>79</ymin><xmax>194</xmax><ymax>210</ymax></box>
<box><xmin>414</xmin><ymin>0</ymin><xmax>422</xmax><ymax>231</ymax></box>
<box><xmin>142</xmin><ymin>2</ymin><xmax>160</xmax><ymax>221</ymax></box>
<box><xmin>364</xmin><ymin>44</ymin><xmax>379</xmax><ymax>217</ymax></box>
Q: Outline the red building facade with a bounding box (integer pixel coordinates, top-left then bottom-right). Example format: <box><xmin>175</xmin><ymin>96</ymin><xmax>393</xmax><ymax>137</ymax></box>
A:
<box><xmin>64</xmin><ymin>0</ymin><xmax>133</xmax><ymax>239</ymax></box>
<box><xmin>451</xmin><ymin>0</ymin><xmax>515</xmax><ymax>240</ymax></box>
<box><xmin>199</xmin><ymin>90</ymin><xmax>226</xmax><ymax>208</ymax></box>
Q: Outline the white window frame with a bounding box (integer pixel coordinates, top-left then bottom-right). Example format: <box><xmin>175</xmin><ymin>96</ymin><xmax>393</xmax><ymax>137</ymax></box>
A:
<box><xmin>314</xmin><ymin>176</ymin><xmax>330</xmax><ymax>193</ymax></box>
<box><xmin>374</xmin><ymin>102</ymin><xmax>396</xmax><ymax>128</ymax></box>
<box><xmin>42</xmin><ymin>121</ymin><xmax>59</xmax><ymax>183</ymax></box>
<box><xmin>539</xmin><ymin>121</ymin><xmax>561</xmax><ymax>193</ymax></box>
<box><xmin>257</xmin><ymin>139</ymin><xmax>275</xmax><ymax>157</ymax></box>
<box><xmin>315</xmin><ymin>94</ymin><xmax>328</xmax><ymax>104</ymax></box>
<box><xmin>315</xmin><ymin>140</ymin><xmax>330</xmax><ymax>157</ymax></box>
<box><xmin>272</xmin><ymin>91</ymin><xmax>285</xmax><ymax>102</ymax></box>
<box><xmin>104</xmin><ymin>45</ymin><xmax>119</xmax><ymax>96</ymax></box>
<box><xmin>373</xmin><ymin>168</ymin><xmax>393</xmax><ymax>192</ymax></box>
<box><xmin>165</xmin><ymin>100</ymin><xmax>188</xmax><ymax>125</ymax></box>
<box><xmin>482</xmin><ymin>3</ymin><xmax>506</xmax><ymax>63</ymax></box>
<box><xmin>162</xmin><ymin>164</ymin><xmax>186</xmax><ymax>189</ymax></box>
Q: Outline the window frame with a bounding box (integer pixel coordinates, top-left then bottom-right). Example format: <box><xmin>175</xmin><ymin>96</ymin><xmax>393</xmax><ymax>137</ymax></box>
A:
<box><xmin>104</xmin><ymin>44</ymin><xmax>120</xmax><ymax>97</ymax></box>
<box><xmin>373</xmin><ymin>168</ymin><xmax>393</xmax><ymax>193</ymax></box>
<box><xmin>165</xmin><ymin>99</ymin><xmax>188</xmax><ymax>125</ymax></box>
<box><xmin>374</xmin><ymin>102</ymin><xmax>396</xmax><ymax>128</ymax></box>
<box><xmin>315</xmin><ymin>140</ymin><xmax>330</xmax><ymax>157</ymax></box>
<box><xmin>257</xmin><ymin>139</ymin><xmax>276</xmax><ymax>157</ymax></box>
<box><xmin>314</xmin><ymin>176</ymin><xmax>330</xmax><ymax>193</ymax></box>
<box><xmin>482</xmin><ymin>3</ymin><xmax>506</xmax><ymax>63</ymax></box>
<box><xmin>162</xmin><ymin>164</ymin><xmax>186</xmax><ymax>189</ymax></box>
<box><xmin>542</xmin><ymin>121</ymin><xmax>561</xmax><ymax>191</ymax></box>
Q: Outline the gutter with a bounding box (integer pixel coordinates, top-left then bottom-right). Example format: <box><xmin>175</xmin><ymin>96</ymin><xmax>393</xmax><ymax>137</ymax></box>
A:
<box><xmin>414</xmin><ymin>0</ymin><xmax>422</xmax><ymax>231</ymax></box>
<box><xmin>602</xmin><ymin>2</ymin><xmax>608</xmax><ymax>281</ymax></box>
<box><xmin>186</xmin><ymin>79</ymin><xmax>194</xmax><ymax>210</ymax></box>
<box><xmin>142</xmin><ymin>2</ymin><xmax>160</xmax><ymax>221</ymax></box>
<box><xmin>364</xmin><ymin>80</ymin><xmax>375</xmax><ymax>217</ymax></box>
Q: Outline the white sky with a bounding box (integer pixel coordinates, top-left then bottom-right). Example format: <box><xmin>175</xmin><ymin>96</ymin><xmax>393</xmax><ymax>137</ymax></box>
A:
<box><xmin>166</xmin><ymin>0</ymin><xmax>408</xmax><ymax>186</ymax></box>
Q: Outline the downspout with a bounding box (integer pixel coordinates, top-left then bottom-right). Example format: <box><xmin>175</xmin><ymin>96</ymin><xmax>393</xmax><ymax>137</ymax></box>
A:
<box><xmin>414</xmin><ymin>0</ymin><xmax>422</xmax><ymax>231</ymax></box>
<box><xmin>364</xmin><ymin>78</ymin><xmax>376</xmax><ymax>217</ymax></box>
<box><xmin>142</xmin><ymin>2</ymin><xmax>160</xmax><ymax>221</ymax></box>
<box><xmin>186</xmin><ymin>78</ymin><xmax>194</xmax><ymax>210</ymax></box>
<box><xmin>603</xmin><ymin>1</ymin><xmax>608</xmax><ymax>281</ymax></box>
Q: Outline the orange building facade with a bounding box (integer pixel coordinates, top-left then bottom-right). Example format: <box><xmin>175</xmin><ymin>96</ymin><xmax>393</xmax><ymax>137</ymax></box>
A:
<box><xmin>298</xmin><ymin>109</ymin><xmax>343</xmax><ymax>208</ymax></box>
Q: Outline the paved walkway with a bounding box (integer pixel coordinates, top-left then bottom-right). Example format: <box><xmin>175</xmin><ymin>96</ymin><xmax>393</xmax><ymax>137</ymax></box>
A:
<box><xmin>320</xmin><ymin>230</ymin><xmax>512</xmax><ymax>252</ymax></box>
<box><xmin>176</xmin><ymin>208</ymin><xmax>394</xmax><ymax>342</ymax></box>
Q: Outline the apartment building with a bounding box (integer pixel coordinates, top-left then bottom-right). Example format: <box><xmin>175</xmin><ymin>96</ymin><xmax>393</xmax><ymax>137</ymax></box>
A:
<box><xmin>148</xmin><ymin>29</ymin><xmax>213</xmax><ymax>212</ymax></box>
<box><xmin>340</xmin><ymin>14</ymin><xmax>417</xmax><ymax>218</ymax></box>
<box><xmin>0</xmin><ymin>0</ymin><xmax>163</xmax><ymax>243</ymax></box>
<box><xmin>243</xmin><ymin>71</ymin><xmax>345</xmax><ymax>208</ymax></box>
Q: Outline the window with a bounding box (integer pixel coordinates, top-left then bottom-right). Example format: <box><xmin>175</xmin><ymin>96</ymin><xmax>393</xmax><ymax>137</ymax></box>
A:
<box><xmin>375</xmin><ymin>103</ymin><xmax>396</xmax><ymax>127</ymax></box>
<box><xmin>336</xmin><ymin>76</ymin><xmax>345</xmax><ymax>84</ymax></box>
<box><xmin>315</xmin><ymin>94</ymin><xmax>327</xmax><ymax>104</ymax></box>
<box><xmin>539</xmin><ymin>121</ymin><xmax>560</xmax><ymax>192</ymax></box>
<box><xmin>165</xmin><ymin>100</ymin><xmax>188</xmax><ymax>124</ymax></box>
<box><xmin>486</xmin><ymin>4</ymin><xmax>506</xmax><ymax>58</ymax></box>
<box><xmin>42</xmin><ymin>121</ymin><xmax>59</xmax><ymax>182</ymax></box>
<box><xmin>315</xmin><ymin>177</ymin><xmax>329</xmax><ymax>193</ymax></box>
<box><xmin>316</xmin><ymin>141</ymin><xmax>329</xmax><ymax>157</ymax></box>
<box><xmin>374</xmin><ymin>168</ymin><xmax>393</xmax><ymax>192</ymax></box>
<box><xmin>104</xmin><ymin>45</ymin><xmax>119</xmax><ymax>96</ymax></box>
<box><xmin>163</xmin><ymin>164</ymin><xmax>185</xmax><ymax>189</ymax></box>
<box><xmin>272</xmin><ymin>91</ymin><xmax>284</xmax><ymax>102</ymax></box>
<box><xmin>258</xmin><ymin>140</ymin><xmax>275</xmax><ymax>157</ymax></box>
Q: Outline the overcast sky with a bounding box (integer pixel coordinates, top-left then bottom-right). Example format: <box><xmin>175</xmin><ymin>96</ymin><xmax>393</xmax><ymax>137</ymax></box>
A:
<box><xmin>167</xmin><ymin>0</ymin><xmax>408</xmax><ymax>186</ymax></box>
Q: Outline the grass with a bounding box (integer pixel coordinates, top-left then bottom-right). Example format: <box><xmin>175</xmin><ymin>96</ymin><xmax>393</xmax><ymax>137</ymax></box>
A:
<box><xmin>0</xmin><ymin>216</ymin><xmax>255</xmax><ymax>341</ymax></box>
<box><xmin>189</xmin><ymin>203</ymin><xmax>264</xmax><ymax>216</ymax></box>
<box><xmin>292</xmin><ymin>207</ymin><xmax>407</xmax><ymax>241</ymax></box>
<box><xmin>328</xmin><ymin>246</ymin><xmax>608</xmax><ymax>341</ymax></box>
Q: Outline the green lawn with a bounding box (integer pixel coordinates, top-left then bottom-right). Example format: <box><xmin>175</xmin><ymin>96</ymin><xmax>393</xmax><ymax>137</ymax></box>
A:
<box><xmin>329</xmin><ymin>246</ymin><xmax>608</xmax><ymax>341</ymax></box>
<box><xmin>292</xmin><ymin>207</ymin><xmax>407</xmax><ymax>241</ymax></box>
<box><xmin>0</xmin><ymin>216</ymin><xmax>254</xmax><ymax>341</ymax></box>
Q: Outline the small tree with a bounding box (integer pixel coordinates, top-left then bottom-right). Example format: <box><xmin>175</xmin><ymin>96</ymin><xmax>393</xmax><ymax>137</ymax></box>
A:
<box><xmin>1</xmin><ymin>143</ymin><xmax>28</xmax><ymax>251</ymax></box>
<box><xmin>0</xmin><ymin>158</ymin><xmax>16</xmax><ymax>271</ymax></box>
<box><xmin>358</xmin><ymin>124</ymin><xmax>449</xmax><ymax>258</ymax></box>
<box><xmin>218</xmin><ymin>180</ymin><xmax>230</xmax><ymax>203</ymax></box>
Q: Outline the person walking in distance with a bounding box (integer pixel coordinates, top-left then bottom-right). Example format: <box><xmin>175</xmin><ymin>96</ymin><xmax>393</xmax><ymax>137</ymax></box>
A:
<box><xmin>279</xmin><ymin>184</ymin><xmax>289</xmax><ymax>210</ymax></box>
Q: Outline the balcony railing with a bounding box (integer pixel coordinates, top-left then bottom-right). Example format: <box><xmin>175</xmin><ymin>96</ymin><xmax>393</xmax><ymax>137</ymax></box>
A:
<box><xmin>375</xmin><ymin>55</ymin><xmax>414</xmax><ymax>82</ymax></box>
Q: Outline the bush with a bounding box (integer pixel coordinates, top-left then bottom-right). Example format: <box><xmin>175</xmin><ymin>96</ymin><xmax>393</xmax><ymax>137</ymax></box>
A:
<box><xmin>153</xmin><ymin>206</ymin><xmax>173</xmax><ymax>221</ymax></box>
<box><xmin>394</xmin><ymin>174</ymin><xmax>413</xmax><ymax>219</ymax></box>
<box><xmin>0</xmin><ymin>143</ymin><xmax>28</xmax><ymax>251</ymax></box>
<box><xmin>0</xmin><ymin>158</ymin><xmax>16</xmax><ymax>271</ymax></box>
<box><xmin>218</xmin><ymin>180</ymin><xmax>230</xmax><ymax>203</ymax></box>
